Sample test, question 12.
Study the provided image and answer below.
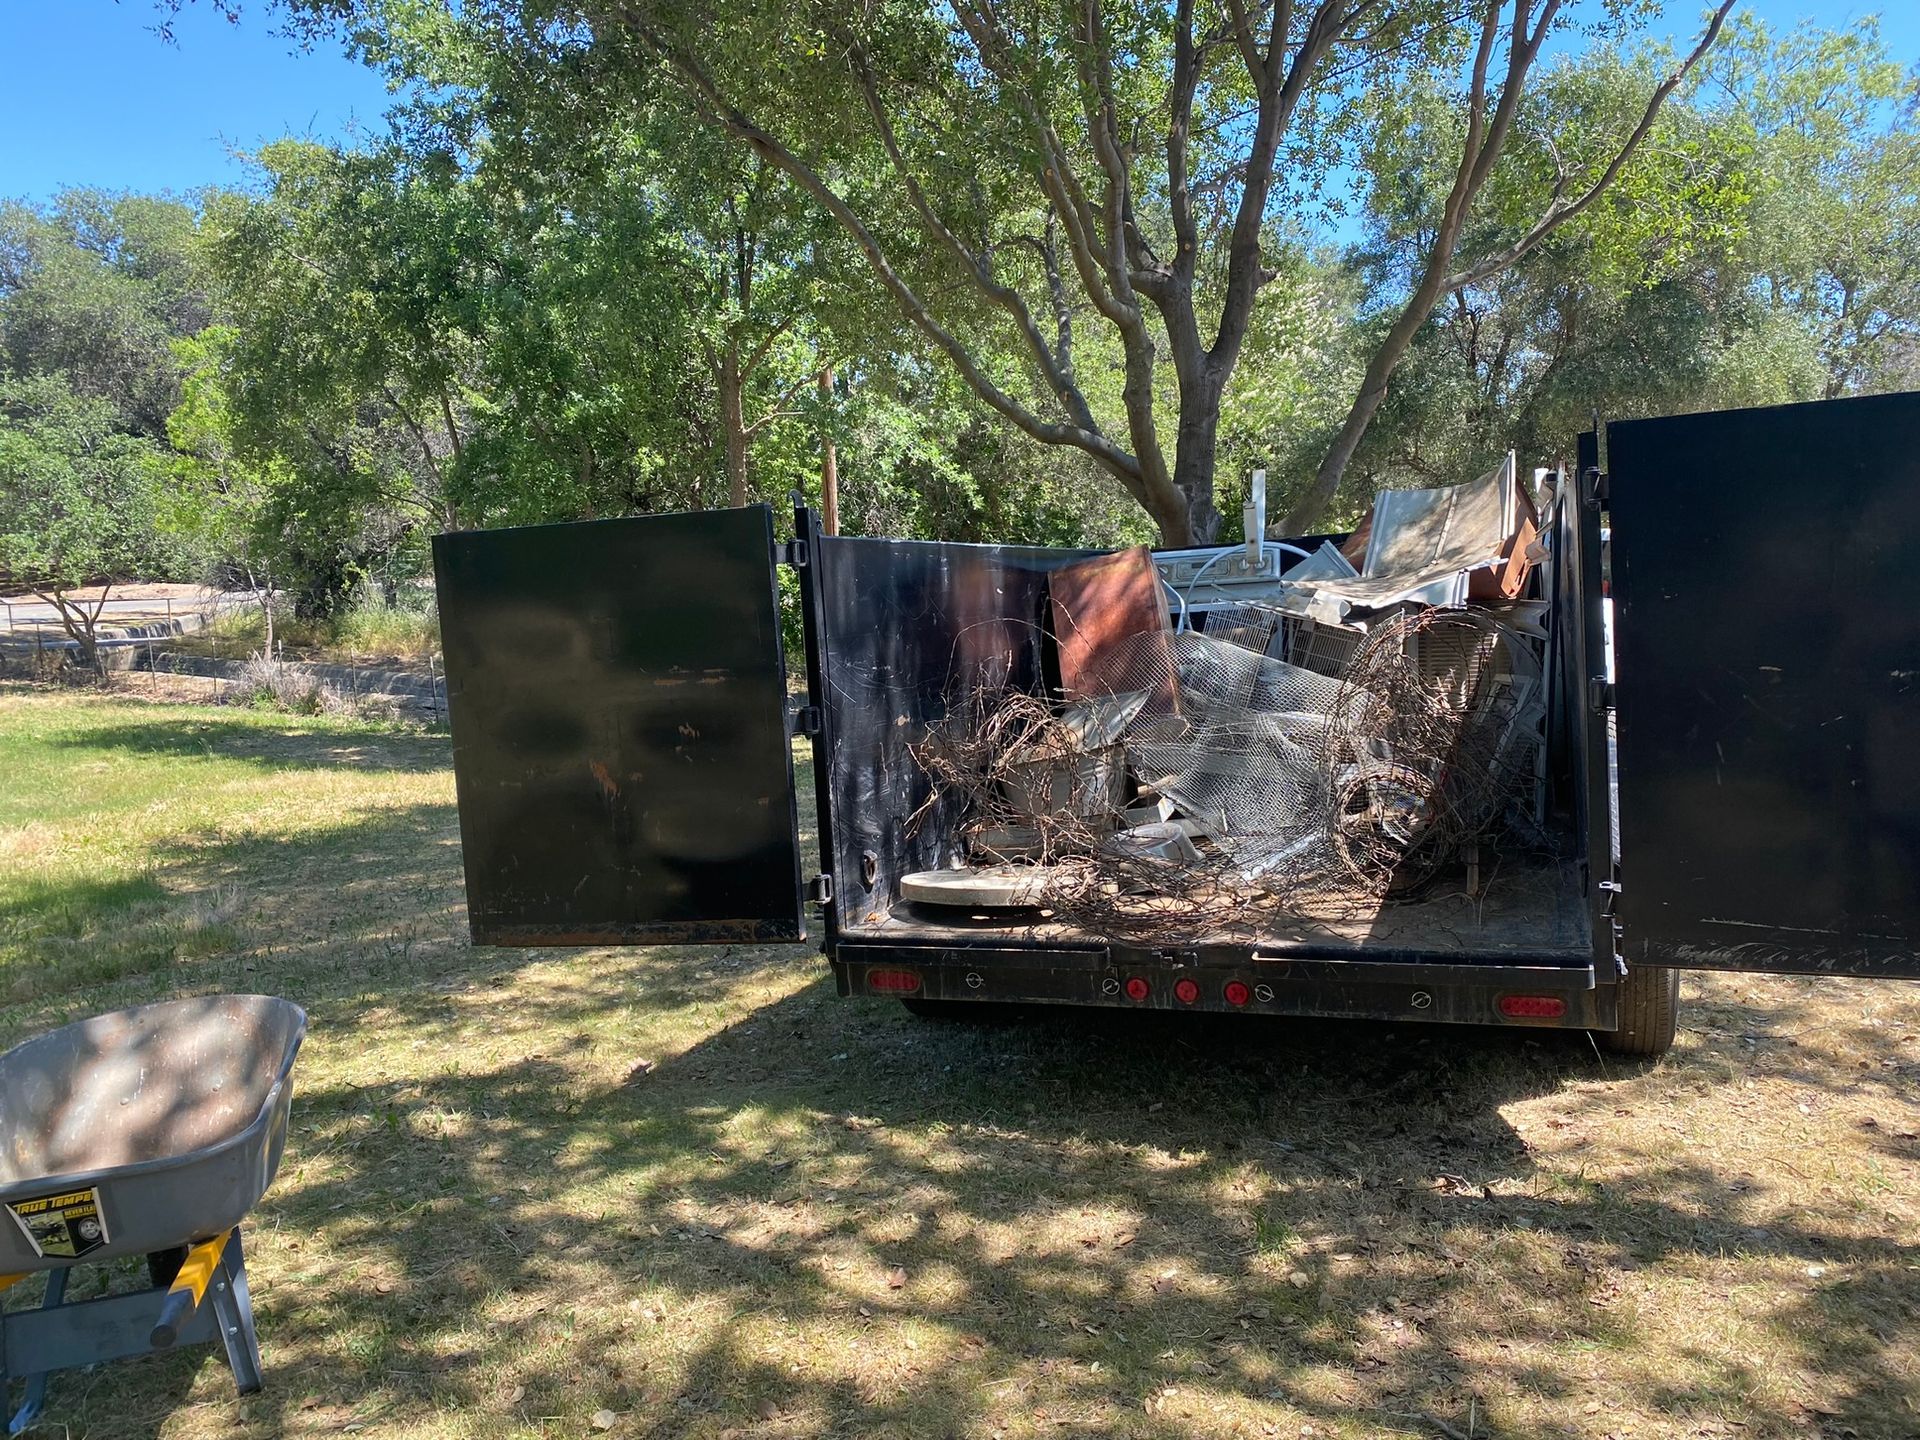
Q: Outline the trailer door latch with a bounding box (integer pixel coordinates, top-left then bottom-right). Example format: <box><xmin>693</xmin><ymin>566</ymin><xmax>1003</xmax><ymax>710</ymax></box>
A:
<box><xmin>807</xmin><ymin>874</ymin><xmax>834</xmax><ymax>905</ymax></box>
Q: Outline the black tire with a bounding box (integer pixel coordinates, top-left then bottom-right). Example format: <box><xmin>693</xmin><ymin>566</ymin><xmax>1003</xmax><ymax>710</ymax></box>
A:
<box><xmin>1598</xmin><ymin>964</ymin><xmax>1679</xmax><ymax>1057</ymax></box>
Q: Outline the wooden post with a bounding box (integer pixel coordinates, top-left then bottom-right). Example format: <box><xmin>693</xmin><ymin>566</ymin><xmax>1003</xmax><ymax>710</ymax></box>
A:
<box><xmin>818</xmin><ymin>366</ymin><xmax>839</xmax><ymax>537</ymax></box>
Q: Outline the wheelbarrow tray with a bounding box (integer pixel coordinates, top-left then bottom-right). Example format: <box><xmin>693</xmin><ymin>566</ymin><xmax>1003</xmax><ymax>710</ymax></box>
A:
<box><xmin>0</xmin><ymin>996</ymin><xmax>306</xmax><ymax>1272</ymax></box>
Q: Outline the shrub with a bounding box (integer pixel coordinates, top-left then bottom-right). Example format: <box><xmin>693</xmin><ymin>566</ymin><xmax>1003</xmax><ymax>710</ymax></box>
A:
<box><xmin>230</xmin><ymin>655</ymin><xmax>343</xmax><ymax>716</ymax></box>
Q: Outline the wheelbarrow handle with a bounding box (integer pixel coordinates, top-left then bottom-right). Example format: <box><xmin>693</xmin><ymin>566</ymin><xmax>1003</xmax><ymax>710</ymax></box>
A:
<box><xmin>150</xmin><ymin>1229</ymin><xmax>233</xmax><ymax>1349</ymax></box>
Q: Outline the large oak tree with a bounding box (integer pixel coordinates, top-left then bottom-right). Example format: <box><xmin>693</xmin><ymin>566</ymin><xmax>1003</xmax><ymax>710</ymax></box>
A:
<box><xmin>567</xmin><ymin>0</ymin><xmax>1734</xmax><ymax>541</ymax></box>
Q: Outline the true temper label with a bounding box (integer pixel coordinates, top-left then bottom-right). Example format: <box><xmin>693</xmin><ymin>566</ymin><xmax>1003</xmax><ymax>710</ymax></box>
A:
<box><xmin>8</xmin><ymin>1187</ymin><xmax>108</xmax><ymax>1259</ymax></box>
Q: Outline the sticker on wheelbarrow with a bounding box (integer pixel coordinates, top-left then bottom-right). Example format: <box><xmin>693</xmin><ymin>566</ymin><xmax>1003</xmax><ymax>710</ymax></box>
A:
<box><xmin>7</xmin><ymin>1187</ymin><xmax>108</xmax><ymax>1259</ymax></box>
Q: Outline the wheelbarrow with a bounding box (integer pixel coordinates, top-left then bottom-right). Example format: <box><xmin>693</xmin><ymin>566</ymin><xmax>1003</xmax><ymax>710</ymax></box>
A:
<box><xmin>0</xmin><ymin>994</ymin><xmax>305</xmax><ymax>1431</ymax></box>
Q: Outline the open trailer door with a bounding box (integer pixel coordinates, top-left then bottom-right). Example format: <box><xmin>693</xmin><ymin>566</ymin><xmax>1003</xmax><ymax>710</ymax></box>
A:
<box><xmin>1607</xmin><ymin>391</ymin><xmax>1920</xmax><ymax>976</ymax></box>
<box><xmin>433</xmin><ymin>506</ymin><xmax>806</xmax><ymax>946</ymax></box>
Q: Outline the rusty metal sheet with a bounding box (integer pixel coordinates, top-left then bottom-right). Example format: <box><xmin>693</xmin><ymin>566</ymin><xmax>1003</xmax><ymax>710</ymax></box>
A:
<box><xmin>1468</xmin><ymin>513</ymin><xmax>1539</xmax><ymax>601</ymax></box>
<box><xmin>1049</xmin><ymin>545</ymin><xmax>1176</xmax><ymax>709</ymax></box>
<box><xmin>433</xmin><ymin>507</ymin><xmax>805</xmax><ymax>947</ymax></box>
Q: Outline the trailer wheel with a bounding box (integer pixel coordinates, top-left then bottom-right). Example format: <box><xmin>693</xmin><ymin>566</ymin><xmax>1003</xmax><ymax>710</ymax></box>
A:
<box><xmin>1598</xmin><ymin>964</ymin><xmax>1679</xmax><ymax>1058</ymax></box>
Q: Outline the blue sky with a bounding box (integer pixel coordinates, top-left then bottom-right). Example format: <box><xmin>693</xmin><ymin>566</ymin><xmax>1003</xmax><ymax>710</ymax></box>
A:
<box><xmin>0</xmin><ymin>1</ymin><xmax>397</xmax><ymax>201</ymax></box>
<box><xmin>1</xmin><ymin>1</ymin><xmax>1916</xmax><ymax>203</ymax></box>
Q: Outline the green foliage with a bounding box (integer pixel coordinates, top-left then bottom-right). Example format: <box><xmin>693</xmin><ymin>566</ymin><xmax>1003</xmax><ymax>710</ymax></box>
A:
<box><xmin>1711</xmin><ymin>16</ymin><xmax>1920</xmax><ymax>397</ymax></box>
<box><xmin>0</xmin><ymin>373</ymin><xmax>170</xmax><ymax>656</ymax></box>
<box><xmin>0</xmin><ymin>191</ymin><xmax>211</xmax><ymax>439</ymax></box>
<box><xmin>14</xmin><ymin>3</ymin><xmax>1920</xmax><ymax>593</ymax></box>
<box><xmin>1300</xmin><ymin>15</ymin><xmax>1920</xmax><ymax>509</ymax></box>
<box><xmin>0</xmin><ymin>374</ymin><xmax>167</xmax><ymax>582</ymax></box>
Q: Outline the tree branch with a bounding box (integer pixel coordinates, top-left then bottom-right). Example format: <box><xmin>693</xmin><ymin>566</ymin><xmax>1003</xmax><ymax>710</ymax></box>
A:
<box><xmin>739</xmin><ymin>314</ymin><xmax>797</xmax><ymax>381</ymax></box>
<box><xmin>615</xmin><ymin>7</ymin><xmax>1154</xmax><ymax>500</ymax></box>
<box><xmin>1223</xmin><ymin>0</ymin><xmax>1269</xmax><ymax>86</ymax></box>
<box><xmin>1212</xmin><ymin>0</ymin><xmax>1352</xmax><ymax>372</ymax></box>
<box><xmin>1076</xmin><ymin>0</ymin><xmax>1138</xmax><ymax>294</ymax></box>
<box><xmin>1444</xmin><ymin>0</ymin><xmax>1734</xmax><ymax>292</ymax></box>
<box><xmin>847</xmin><ymin>42</ymin><xmax>1100</xmax><ymax>429</ymax></box>
<box><xmin>1167</xmin><ymin>0</ymin><xmax>1201</xmax><ymax>273</ymax></box>
<box><xmin>382</xmin><ymin>383</ymin><xmax>445</xmax><ymax>488</ymax></box>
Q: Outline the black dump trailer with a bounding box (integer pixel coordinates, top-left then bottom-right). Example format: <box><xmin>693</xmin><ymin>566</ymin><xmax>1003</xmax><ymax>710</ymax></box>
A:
<box><xmin>430</xmin><ymin>393</ymin><xmax>1920</xmax><ymax>1059</ymax></box>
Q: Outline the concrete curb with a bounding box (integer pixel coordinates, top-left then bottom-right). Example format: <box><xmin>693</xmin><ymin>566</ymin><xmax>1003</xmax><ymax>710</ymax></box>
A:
<box><xmin>148</xmin><ymin>653</ymin><xmax>445</xmax><ymax>708</ymax></box>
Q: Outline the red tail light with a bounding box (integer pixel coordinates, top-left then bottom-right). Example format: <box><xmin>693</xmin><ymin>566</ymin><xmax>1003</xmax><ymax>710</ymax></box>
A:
<box><xmin>867</xmin><ymin>968</ymin><xmax>922</xmax><ymax>994</ymax></box>
<box><xmin>1173</xmin><ymin>977</ymin><xmax>1201</xmax><ymax>1005</ymax></box>
<box><xmin>1123</xmin><ymin>976</ymin><xmax>1150</xmax><ymax>1002</ymax></box>
<box><xmin>1497</xmin><ymin>994</ymin><xmax>1566</xmax><ymax>1019</ymax></box>
<box><xmin>1223</xmin><ymin>980</ymin><xmax>1251</xmax><ymax>1007</ymax></box>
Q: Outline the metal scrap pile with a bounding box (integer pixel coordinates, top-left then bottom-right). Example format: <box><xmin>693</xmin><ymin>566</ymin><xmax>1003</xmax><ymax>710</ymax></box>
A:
<box><xmin>907</xmin><ymin>458</ymin><xmax>1553</xmax><ymax>940</ymax></box>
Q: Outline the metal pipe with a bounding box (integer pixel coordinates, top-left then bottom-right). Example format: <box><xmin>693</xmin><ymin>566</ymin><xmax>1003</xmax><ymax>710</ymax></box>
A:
<box><xmin>150</xmin><ymin>1229</ymin><xmax>233</xmax><ymax>1348</ymax></box>
<box><xmin>1244</xmin><ymin>468</ymin><xmax>1267</xmax><ymax>575</ymax></box>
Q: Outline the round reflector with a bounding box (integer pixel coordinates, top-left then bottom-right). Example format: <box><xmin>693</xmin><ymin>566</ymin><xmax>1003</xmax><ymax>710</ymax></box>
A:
<box><xmin>1173</xmin><ymin>977</ymin><xmax>1200</xmax><ymax>1005</ymax></box>
<box><xmin>1124</xmin><ymin>976</ymin><xmax>1150</xmax><ymax>1002</ymax></box>
<box><xmin>1223</xmin><ymin>980</ymin><xmax>1252</xmax><ymax>1007</ymax></box>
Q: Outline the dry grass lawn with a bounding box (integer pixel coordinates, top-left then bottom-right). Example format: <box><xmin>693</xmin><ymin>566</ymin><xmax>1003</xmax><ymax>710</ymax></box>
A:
<box><xmin>0</xmin><ymin>686</ymin><xmax>1915</xmax><ymax>1439</ymax></box>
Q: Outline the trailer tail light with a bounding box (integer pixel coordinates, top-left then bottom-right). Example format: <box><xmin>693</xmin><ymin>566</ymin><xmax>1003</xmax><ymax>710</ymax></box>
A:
<box><xmin>1123</xmin><ymin>976</ymin><xmax>1150</xmax><ymax>1002</ymax></box>
<box><xmin>866</xmin><ymin>968</ymin><xmax>922</xmax><ymax>994</ymax></box>
<box><xmin>1173</xmin><ymin>978</ymin><xmax>1201</xmax><ymax>1005</ymax></box>
<box><xmin>1497</xmin><ymin>994</ymin><xmax>1566</xmax><ymax>1019</ymax></box>
<box><xmin>1223</xmin><ymin>980</ymin><xmax>1251</xmax><ymax>1007</ymax></box>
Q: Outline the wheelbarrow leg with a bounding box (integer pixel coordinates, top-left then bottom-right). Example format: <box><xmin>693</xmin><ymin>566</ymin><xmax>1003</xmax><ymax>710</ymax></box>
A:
<box><xmin>7</xmin><ymin>1266</ymin><xmax>67</xmax><ymax>1436</ymax></box>
<box><xmin>207</xmin><ymin>1228</ymin><xmax>262</xmax><ymax>1395</ymax></box>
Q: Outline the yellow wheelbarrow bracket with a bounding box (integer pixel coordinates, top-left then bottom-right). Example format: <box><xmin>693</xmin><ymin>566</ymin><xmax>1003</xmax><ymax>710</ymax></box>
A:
<box><xmin>151</xmin><ymin>1229</ymin><xmax>234</xmax><ymax>1349</ymax></box>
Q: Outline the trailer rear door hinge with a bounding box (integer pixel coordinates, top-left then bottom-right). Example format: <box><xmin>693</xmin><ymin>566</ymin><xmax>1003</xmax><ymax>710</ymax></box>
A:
<box><xmin>1588</xmin><ymin>678</ymin><xmax>1615</xmax><ymax>713</ymax></box>
<box><xmin>807</xmin><ymin>874</ymin><xmax>834</xmax><ymax>905</ymax></box>
<box><xmin>777</xmin><ymin>538</ymin><xmax>809</xmax><ymax>568</ymax></box>
<box><xmin>790</xmin><ymin>703</ymin><xmax>823</xmax><ymax>738</ymax></box>
<box><xmin>1584</xmin><ymin>466</ymin><xmax>1609</xmax><ymax>507</ymax></box>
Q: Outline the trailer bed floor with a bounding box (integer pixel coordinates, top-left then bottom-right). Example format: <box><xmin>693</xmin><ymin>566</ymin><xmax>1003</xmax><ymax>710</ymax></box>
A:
<box><xmin>847</xmin><ymin>855</ymin><xmax>1591</xmax><ymax>961</ymax></box>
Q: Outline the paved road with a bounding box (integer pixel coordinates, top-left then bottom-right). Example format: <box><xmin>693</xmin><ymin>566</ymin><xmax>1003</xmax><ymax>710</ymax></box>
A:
<box><xmin>0</xmin><ymin>591</ymin><xmax>261</xmax><ymax>641</ymax></box>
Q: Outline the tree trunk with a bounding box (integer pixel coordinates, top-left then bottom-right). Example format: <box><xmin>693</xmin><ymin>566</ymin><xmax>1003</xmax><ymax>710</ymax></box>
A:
<box><xmin>1170</xmin><ymin>366</ymin><xmax>1225</xmax><ymax>545</ymax></box>
<box><xmin>1276</xmin><ymin>292</ymin><xmax>1429</xmax><ymax>535</ymax></box>
<box><xmin>1280</xmin><ymin>372</ymin><xmax>1390</xmax><ymax>536</ymax></box>
<box><xmin>39</xmin><ymin>587</ymin><xmax>99</xmax><ymax>671</ymax></box>
<box><xmin>818</xmin><ymin>367</ymin><xmax>839</xmax><ymax>536</ymax></box>
<box><xmin>720</xmin><ymin>347</ymin><xmax>748</xmax><ymax>508</ymax></box>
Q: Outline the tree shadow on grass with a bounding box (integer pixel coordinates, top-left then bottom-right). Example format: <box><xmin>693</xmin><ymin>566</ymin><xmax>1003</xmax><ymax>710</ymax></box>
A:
<box><xmin>52</xmin><ymin>715</ymin><xmax>449</xmax><ymax>775</ymax></box>
<box><xmin>41</xmin><ymin>943</ymin><xmax>1916</xmax><ymax>1440</ymax></box>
